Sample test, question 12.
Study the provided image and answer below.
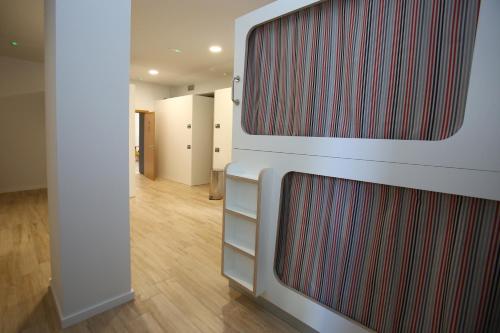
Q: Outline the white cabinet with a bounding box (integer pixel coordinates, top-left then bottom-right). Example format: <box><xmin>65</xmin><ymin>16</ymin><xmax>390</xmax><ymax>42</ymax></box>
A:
<box><xmin>213</xmin><ymin>88</ymin><xmax>233</xmax><ymax>170</ymax></box>
<box><xmin>156</xmin><ymin>95</ymin><xmax>214</xmax><ymax>186</ymax></box>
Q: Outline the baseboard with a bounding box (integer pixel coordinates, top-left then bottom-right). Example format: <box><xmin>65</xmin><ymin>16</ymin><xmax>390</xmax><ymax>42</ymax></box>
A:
<box><xmin>0</xmin><ymin>184</ymin><xmax>46</xmax><ymax>194</ymax></box>
<box><xmin>49</xmin><ymin>283</ymin><xmax>135</xmax><ymax>328</ymax></box>
<box><xmin>229</xmin><ymin>281</ymin><xmax>318</xmax><ymax>333</ymax></box>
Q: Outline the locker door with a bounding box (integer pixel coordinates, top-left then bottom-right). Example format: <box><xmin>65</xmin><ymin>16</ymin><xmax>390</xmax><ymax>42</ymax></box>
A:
<box><xmin>213</xmin><ymin>88</ymin><xmax>233</xmax><ymax>170</ymax></box>
<box><xmin>182</xmin><ymin>97</ymin><xmax>194</xmax><ymax>185</ymax></box>
<box><xmin>156</xmin><ymin>96</ymin><xmax>192</xmax><ymax>185</ymax></box>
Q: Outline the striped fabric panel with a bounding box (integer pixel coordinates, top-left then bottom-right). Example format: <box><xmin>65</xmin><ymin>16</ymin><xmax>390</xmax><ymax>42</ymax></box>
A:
<box><xmin>275</xmin><ymin>173</ymin><xmax>500</xmax><ymax>332</ymax></box>
<box><xmin>242</xmin><ymin>0</ymin><xmax>481</xmax><ymax>140</ymax></box>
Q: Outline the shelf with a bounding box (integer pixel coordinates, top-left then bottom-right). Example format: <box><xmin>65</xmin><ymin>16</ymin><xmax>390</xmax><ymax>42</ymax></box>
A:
<box><xmin>226</xmin><ymin>173</ymin><xmax>259</xmax><ymax>184</ymax></box>
<box><xmin>223</xmin><ymin>246</ymin><xmax>255</xmax><ymax>293</ymax></box>
<box><xmin>225</xmin><ymin>206</ymin><xmax>257</xmax><ymax>221</ymax></box>
<box><xmin>224</xmin><ymin>241</ymin><xmax>255</xmax><ymax>257</ymax></box>
<box><xmin>225</xmin><ymin>163</ymin><xmax>260</xmax><ymax>182</ymax></box>
<box><xmin>224</xmin><ymin>213</ymin><xmax>257</xmax><ymax>257</ymax></box>
<box><xmin>225</xmin><ymin>176</ymin><xmax>258</xmax><ymax>221</ymax></box>
<box><xmin>223</xmin><ymin>271</ymin><xmax>254</xmax><ymax>292</ymax></box>
<box><xmin>222</xmin><ymin>163</ymin><xmax>272</xmax><ymax>297</ymax></box>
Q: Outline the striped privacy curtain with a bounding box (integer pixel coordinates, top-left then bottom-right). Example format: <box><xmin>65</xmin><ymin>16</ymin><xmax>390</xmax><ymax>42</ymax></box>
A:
<box><xmin>275</xmin><ymin>173</ymin><xmax>500</xmax><ymax>332</ymax></box>
<box><xmin>242</xmin><ymin>0</ymin><xmax>480</xmax><ymax>139</ymax></box>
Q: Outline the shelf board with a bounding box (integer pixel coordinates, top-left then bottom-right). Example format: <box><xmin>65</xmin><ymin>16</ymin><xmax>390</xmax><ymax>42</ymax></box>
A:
<box><xmin>223</xmin><ymin>270</ymin><xmax>254</xmax><ymax>292</ymax></box>
<box><xmin>225</xmin><ymin>207</ymin><xmax>257</xmax><ymax>221</ymax></box>
<box><xmin>226</xmin><ymin>173</ymin><xmax>259</xmax><ymax>184</ymax></box>
<box><xmin>224</xmin><ymin>241</ymin><xmax>255</xmax><ymax>257</ymax></box>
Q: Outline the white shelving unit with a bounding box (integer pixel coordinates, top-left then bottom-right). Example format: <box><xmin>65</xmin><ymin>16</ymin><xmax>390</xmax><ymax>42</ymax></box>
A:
<box><xmin>221</xmin><ymin>163</ymin><xmax>271</xmax><ymax>296</ymax></box>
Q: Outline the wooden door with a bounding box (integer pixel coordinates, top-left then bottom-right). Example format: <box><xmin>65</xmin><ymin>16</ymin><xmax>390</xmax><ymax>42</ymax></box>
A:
<box><xmin>143</xmin><ymin>112</ymin><xmax>156</xmax><ymax>180</ymax></box>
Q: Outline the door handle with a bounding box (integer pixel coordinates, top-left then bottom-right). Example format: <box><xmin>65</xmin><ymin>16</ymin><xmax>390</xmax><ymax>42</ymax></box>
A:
<box><xmin>187</xmin><ymin>145</ymin><xmax>191</xmax><ymax>149</ymax></box>
<box><xmin>232</xmin><ymin>76</ymin><xmax>240</xmax><ymax>105</ymax></box>
<box><xmin>215</xmin><ymin>147</ymin><xmax>220</xmax><ymax>153</ymax></box>
<box><xmin>215</xmin><ymin>124</ymin><xmax>220</xmax><ymax>129</ymax></box>
<box><xmin>187</xmin><ymin>124</ymin><xmax>191</xmax><ymax>129</ymax></box>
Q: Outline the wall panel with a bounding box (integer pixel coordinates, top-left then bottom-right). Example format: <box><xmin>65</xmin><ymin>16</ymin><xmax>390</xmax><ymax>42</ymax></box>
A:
<box><xmin>275</xmin><ymin>172</ymin><xmax>499</xmax><ymax>332</ymax></box>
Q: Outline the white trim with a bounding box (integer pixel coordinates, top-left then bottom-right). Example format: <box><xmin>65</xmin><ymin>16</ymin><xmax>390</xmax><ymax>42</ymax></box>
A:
<box><xmin>0</xmin><ymin>184</ymin><xmax>47</xmax><ymax>194</ymax></box>
<box><xmin>49</xmin><ymin>283</ymin><xmax>135</xmax><ymax>328</ymax></box>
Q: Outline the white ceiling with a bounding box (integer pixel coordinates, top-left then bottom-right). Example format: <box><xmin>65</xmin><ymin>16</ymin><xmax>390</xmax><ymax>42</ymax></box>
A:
<box><xmin>0</xmin><ymin>0</ymin><xmax>44</xmax><ymax>62</ymax></box>
<box><xmin>0</xmin><ymin>0</ymin><xmax>274</xmax><ymax>86</ymax></box>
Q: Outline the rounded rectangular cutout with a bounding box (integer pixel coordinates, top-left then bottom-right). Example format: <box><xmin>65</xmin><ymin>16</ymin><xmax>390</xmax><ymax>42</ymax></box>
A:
<box><xmin>275</xmin><ymin>172</ymin><xmax>499</xmax><ymax>332</ymax></box>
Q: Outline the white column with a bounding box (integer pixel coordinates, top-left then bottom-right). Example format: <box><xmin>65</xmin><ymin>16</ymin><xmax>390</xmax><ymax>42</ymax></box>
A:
<box><xmin>44</xmin><ymin>0</ymin><xmax>133</xmax><ymax>327</ymax></box>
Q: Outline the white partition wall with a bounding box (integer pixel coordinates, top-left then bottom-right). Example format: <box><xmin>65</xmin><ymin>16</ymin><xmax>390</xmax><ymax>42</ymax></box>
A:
<box><xmin>225</xmin><ymin>1</ymin><xmax>500</xmax><ymax>332</ymax></box>
<box><xmin>45</xmin><ymin>0</ymin><xmax>133</xmax><ymax>327</ymax></box>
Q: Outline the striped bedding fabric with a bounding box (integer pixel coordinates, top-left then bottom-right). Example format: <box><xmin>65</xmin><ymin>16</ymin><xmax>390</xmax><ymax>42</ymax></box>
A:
<box><xmin>242</xmin><ymin>0</ymin><xmax>480</xmax><ymax>139</ymax></box>
<box><xmin>275</xmin><ymin>173</ymin><xmax>500</xmax><ymax>332</ymax></box>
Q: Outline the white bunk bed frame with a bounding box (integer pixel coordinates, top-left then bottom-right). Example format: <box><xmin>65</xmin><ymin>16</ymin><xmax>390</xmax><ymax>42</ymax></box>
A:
<box><xmin>222</xmin><ymin>1</ymin><xmax>500</xmax><ymax>332</ymax></box>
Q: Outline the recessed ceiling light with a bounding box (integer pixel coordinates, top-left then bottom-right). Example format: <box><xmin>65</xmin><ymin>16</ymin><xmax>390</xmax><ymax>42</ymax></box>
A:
<box><xmin>209</xmin><ymin>45</ymin><xmax>222</xmax><ymax>53</ymax></box>
<box><xmin>10</xmin><ymin>41</ymin><xmax>18</xmax><ymax>47</ymax></box>
<box><xmin>148</xmin><ymin>69</ymin><xmax>159</xmax><ymax>76</ymax></box>
<box><xmin>172</xmin><ymin>48</ymin><xmax>182</xmax><ymax>53</ymax></box>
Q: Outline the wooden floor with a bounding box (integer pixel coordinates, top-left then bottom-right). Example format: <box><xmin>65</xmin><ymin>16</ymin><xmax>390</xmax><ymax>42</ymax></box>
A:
<box><xmin>0</xmin><ymin>175</ymin><xmax>299</xmax><ymax>333</ymax></box>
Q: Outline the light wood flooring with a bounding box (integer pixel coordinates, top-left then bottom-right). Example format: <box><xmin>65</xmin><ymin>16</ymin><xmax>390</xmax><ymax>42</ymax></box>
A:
<box><xmin>0</xmin><ymin>175</ymin><xmax>299</xmax><ymax>333</ymax></box>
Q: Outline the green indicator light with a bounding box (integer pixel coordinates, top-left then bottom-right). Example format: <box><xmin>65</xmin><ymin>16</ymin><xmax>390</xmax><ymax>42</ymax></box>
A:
<box><xmin>10</xmin><ymin>41</ymin><xmax>18</xmax><ymax>47</ymax></box>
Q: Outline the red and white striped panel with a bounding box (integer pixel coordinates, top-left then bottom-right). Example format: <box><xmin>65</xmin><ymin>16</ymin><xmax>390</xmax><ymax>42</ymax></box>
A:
<box><xmin>275</xmin><ymin>172</ymin><xmax>500</xmax><ymax>332</ymax></box>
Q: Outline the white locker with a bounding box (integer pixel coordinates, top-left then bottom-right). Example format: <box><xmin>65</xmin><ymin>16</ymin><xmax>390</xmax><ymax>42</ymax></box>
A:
<box><xmin>213</xmin><ymin>88</ymin><xmax>233</xmax><ymax>170</ymax></box>
<box><xmin>156</xmin><ymin>95</ymin><xmax>214</xmax><ymax>186</ymax></box>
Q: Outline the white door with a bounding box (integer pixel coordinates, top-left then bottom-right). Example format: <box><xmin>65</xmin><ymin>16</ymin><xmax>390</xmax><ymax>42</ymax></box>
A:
<box><xmin>213</xmin><ymin>88</ymin><xmax>233</xmax><ymax>170</ymax></box>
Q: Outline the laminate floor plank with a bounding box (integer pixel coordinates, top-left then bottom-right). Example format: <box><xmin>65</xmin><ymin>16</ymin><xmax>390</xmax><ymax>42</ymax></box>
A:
<box><xmin>0</xmin><ymin>176</ymin><xmax>299</xmax><ymax>333</ymax></box>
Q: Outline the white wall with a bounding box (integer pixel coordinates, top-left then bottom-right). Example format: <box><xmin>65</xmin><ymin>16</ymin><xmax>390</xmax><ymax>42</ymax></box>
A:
<box><xmin>170</xmin><ymin>77</ymin><xmax>232</xmax><ymax>97</ymax></box>
<box><xmin>45</xmin><ymin>0</ymin><xmax>133</xmax><ymax>327</ymax></box>
<box><xmin>130</xmin><ymin>80</ymin><xmax>171</xmax><ymax>147</ymax></box>
<box><xmin>0</xmin><ymin>56</ymin><xmax>44</xmax><ymax>98</ymax></box>
<box><xmin>129</xmin><ymin>80</ymin><xmax>170</xmax><ymax>111</ymax></box>
<box><xmin>0</xmin><ymin>56</ymin><xmax>46</xmax><ymax>193</ymax></box>
<box><xmin>129</xmin><ymin>84</ymin><xmax>136</xmax><ymax>197</ymax></box>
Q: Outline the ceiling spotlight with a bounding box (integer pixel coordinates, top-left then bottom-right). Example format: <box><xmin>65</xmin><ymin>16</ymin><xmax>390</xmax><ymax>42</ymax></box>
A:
<box><xmin>209</xmin><ymin>45</ymin><xmax>222</xmax><ymax>53</ymax></box>
<box><xmin>148</xmin><ymin>69</ymin><xmax>159</xmax><ymax>76</ymax></box>
<box><xmin>10</xmin><ymin>41</ymin><xmax>18</xmax><ymax>47</ymax></box>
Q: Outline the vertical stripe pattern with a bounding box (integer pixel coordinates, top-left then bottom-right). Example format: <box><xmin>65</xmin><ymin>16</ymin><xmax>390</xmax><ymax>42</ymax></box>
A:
<box><xmin>242</xmin><ymin>0</ymin><xmax>480</xmax><ymax>140</ymax></box>
<box><xmin>275</xmin><ymin>172</ymin><xmax>500</xmax><ymax>332</ymax></box>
